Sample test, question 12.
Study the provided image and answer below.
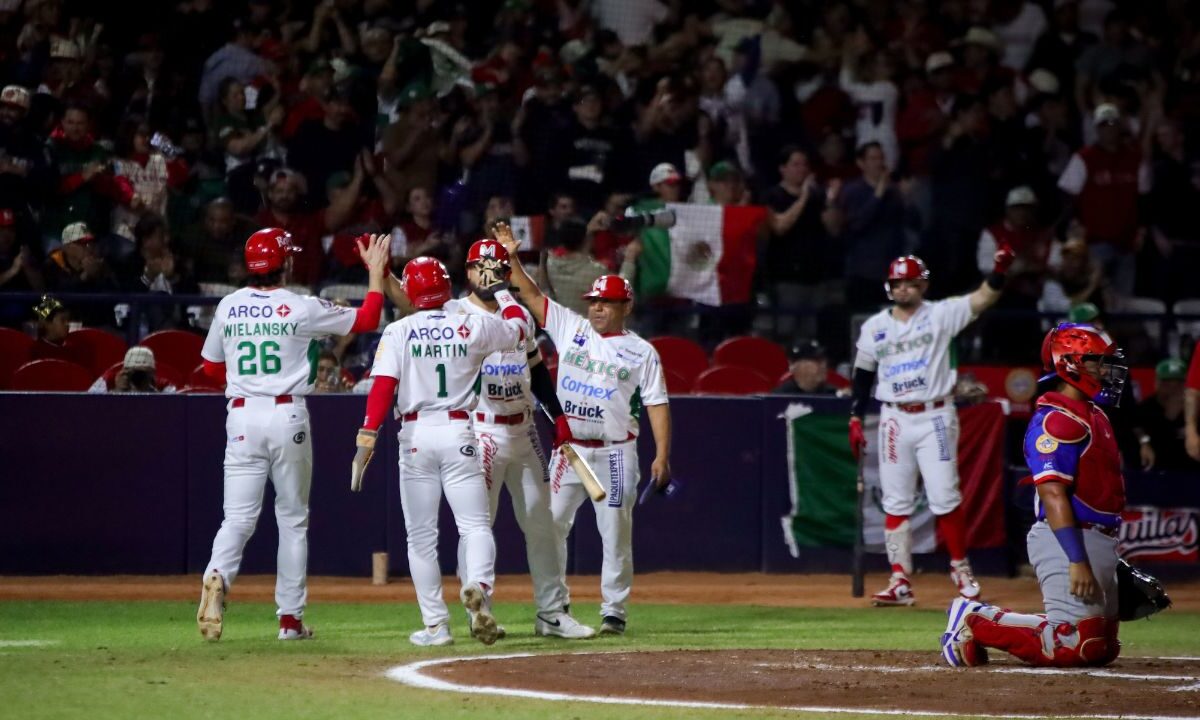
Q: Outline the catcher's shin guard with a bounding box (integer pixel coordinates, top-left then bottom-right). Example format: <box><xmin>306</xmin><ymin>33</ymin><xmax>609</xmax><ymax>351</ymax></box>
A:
<box><xmin>965</xmin><ymin>612</ymin><xmax>1117</xmax><ymax>667</ymax></box>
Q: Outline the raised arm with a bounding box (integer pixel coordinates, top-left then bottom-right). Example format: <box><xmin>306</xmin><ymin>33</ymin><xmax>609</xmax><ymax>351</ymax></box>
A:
<box><xmin>966</xmin><ymin>243</ymin><xmax>1015</xmax><ymax>315</ymax></box>
<box><xmin>493</xmin><ymin>221</ymin><xmax>547</xmax><ymax>327</ymax></box>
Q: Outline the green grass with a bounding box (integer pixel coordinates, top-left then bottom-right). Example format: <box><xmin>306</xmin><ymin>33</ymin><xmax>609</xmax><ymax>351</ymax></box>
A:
<box><xmin>1</xmin><ymin>600</ymin><xmax>1197</xmax><ymax>720</ymax></box>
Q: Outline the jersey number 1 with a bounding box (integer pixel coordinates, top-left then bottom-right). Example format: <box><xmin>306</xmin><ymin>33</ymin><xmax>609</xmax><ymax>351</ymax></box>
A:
<box><xmin>237</xmin><ymin>341</ymin><xmax>282</xmax><ymax>375</ymax></box>
<box><xmin>435</xmin><ymin>363</ymin><xmax>447</xmax><ymax>398</ymax></box>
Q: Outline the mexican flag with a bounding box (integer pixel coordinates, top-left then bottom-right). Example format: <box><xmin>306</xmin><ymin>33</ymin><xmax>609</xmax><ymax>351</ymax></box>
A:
<box><xmin>508</xmin><ymin>215</ymin><xmax>546</xmax><ymax>251</ymax></box>
<box><xmin>634</xmin><ymin>202</ymin><xmax>768</xmax><ymax>306</ymax></box>
<box><xmin>781</xmin><ymin>402</ymin><xmax>1007</xmax><ymax>557</ymax></box>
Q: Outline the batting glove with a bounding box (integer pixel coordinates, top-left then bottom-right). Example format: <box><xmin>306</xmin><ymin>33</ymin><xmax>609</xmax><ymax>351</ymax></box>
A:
<box><xmin>848</xmin><ymin>417</ymin><xmax>867</xmax><ymax>460</ymax></box>
<box><xmin>992</xmin><ymin>243</ymin><xmax>1016</xmax><ymax>274</ymax></box>
<box><xmin>553</xmin><ymin>415</ymin><xmax>574</xmax><ymax>449</ymax></box>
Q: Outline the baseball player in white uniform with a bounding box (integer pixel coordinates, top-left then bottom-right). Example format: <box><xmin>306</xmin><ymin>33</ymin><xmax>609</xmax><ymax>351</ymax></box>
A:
<box><xmin>849</xmin><ymin>250</ymin><xmax>1013</xmax><ymax>607</ymax></box>
<box><xmin>496</xmin><ymin>224</ymin><xmax>672</xmax><ymax>636</ymax></box>
<box><xmin>448</xmin><ymin>238</ymin><xmax>596</xmax><ymax>639</ymax></box>
<box><xmin>353</xmin><ymin>256</ymin><xmax>533</xmax><ymax>647</ymax></box>
<box><xmin>195</xmin><ymin>229</ymin><xmax>389</xmax><ymax>641</ymax></box>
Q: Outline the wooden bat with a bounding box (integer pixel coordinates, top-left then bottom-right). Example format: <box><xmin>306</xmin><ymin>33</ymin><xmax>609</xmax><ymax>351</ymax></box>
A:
<box><xmin>852</xmin><ymin>451</ymin><xmax>865</xmax><ymax>598</ymax></box>
<box><xmin>537</xmin><ymin>405</ymin><xmax>607</xmax><ymax>502</ymax></box>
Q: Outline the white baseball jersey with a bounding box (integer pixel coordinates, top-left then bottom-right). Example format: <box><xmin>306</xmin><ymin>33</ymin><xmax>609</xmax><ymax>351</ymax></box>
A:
<box><xmin>447</xmin><ymin>298</ymin><xmax>537</xmax><ymax>418</ymax></box>
<box><xmin>854</xmin><ymin>296</ymin><xmax>975</xmax><ymax>403</ymax></box>
<box><xmin>370</xmin><ymin>306</ymin><xmax>528</xmax><ymax>415</ymax></box>
<box><xmin>201</xmin><ymin>287</ymin><xmax>356</xmax><ymax>398</ymax></box>
<box><xmin>540</xmin><ymin>298</ymin><xmax>668</xmax><ymax>442</ymax></box>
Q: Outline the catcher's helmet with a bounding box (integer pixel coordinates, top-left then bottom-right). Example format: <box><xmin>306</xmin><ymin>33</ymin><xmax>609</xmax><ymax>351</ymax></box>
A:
<box><xmin>885</xmin><ymin>255</ymin><xmax>930</xmax><ymax>300</ymax></box>
<box><xmin>466</xmin><ymin>238</ymin><xmax>510</xmax><ymax>266</ymax></box>
<box><xmin>244</xmin><ymin>228</ymin><xmax>297</xmax><ymax>275</ymax></box>
<box><xmin>402</xmin><ymin>256</ymin><xmax>452</xmax><ymax>309</ymax></box>
<box><xmin>1039</xmin><ymin>322</ymin><xmax>1128</xmax><ymax>406</ymax></box>
<box><xmin>581</xmin><ymin>274</ymin><xmax>633</xmax><ymax>302</ymax></box>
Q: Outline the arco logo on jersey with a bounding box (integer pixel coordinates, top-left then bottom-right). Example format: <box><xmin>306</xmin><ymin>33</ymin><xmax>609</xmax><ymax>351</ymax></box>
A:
<box><xmin>276</xmin><ymin>304</ymin><xmax>291</xmax><ymax>318</ymax></box>
<box><xmin>561</xmin><ymin>348</ymin><xmax>632</xmax><ymax>381</ymax></box>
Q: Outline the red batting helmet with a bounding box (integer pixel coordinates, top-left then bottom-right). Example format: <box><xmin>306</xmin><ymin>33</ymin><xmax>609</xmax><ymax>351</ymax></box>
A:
<box><xmin>1039</xmin><ymin>323</ymin><xmax>1128</xmax><ymax>406</ymax></box>
<box><xmin>244</xmin><ymin>228</ymin><xmax>298</xmax><ymax>275</ymax></box>
<box><xmin>581</xmin><ymin>274</ymin><xmax>633</xmax><ymax>302</ymax></box>
<box><xmin>466</xmin><ymin>238</ymin><xmax>510</xmax><ymax>266</ymax></box>
<box><xmin>402</xmin><ymin>256</ymin><xmax>452</xmax><ymax>309</ymax></box>
<box><xmin>885</xmin><ymin>255</ymin><xmax>930</xmax><ymax>299</ymax></box>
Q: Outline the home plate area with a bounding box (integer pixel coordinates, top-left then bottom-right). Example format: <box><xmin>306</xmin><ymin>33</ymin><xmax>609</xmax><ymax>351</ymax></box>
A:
<box><xmin>402</xmin><ymin>650</ymin><xmax>1200</xmax><ymax>718</ymax></box>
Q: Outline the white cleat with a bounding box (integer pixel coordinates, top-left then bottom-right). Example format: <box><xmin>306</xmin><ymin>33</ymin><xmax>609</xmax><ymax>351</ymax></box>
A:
<box><xmin>460</xmin><ymin>583</ymin><xmax>499</xmax><ymax>646</ymax></box>
<box><xmin>871</xmin><ymin>573</ymin><xmax>916</xmax><ymax>607</ymax></box>
<box><xmin>535</xmin><ymin>611</ymin><xmax>597</xmax><ymax>639</ymax></box>
<box><xmin>941</xmin><ymin>597</ymin><xmax>988</xmax><ymax>667</ymax></box>
<box><xmin>950</xmin><ymin>559</ymin><xmax>982</xmax><ymax>600</ymax></box>
<box><xmin>277</xmin><ymin>615</ymin><xmax>314</xmax><ymax>640</ymax></box>
<box><xmin>197</xmin><ymin>571</ymin><xmax>225</xmax><ymax>641</ymax></box>
<box><xmin>409</xmin><ymin>623</ymin><xmax>453</xmax><ymax>647</ymax></box>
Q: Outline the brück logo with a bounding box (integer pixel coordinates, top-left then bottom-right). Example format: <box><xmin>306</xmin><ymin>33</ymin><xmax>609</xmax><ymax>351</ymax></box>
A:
<box><xmin>1119</xmin><ymin>507</ymin><xmax>1199</xmax><ymax>562</ymax></box>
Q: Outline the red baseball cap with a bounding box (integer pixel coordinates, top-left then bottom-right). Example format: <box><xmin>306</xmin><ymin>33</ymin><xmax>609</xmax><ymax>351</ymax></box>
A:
<box><xmin>581</xmin><ymin>274</ymin><xmax>633</xmax><ymax>302</ymax></box>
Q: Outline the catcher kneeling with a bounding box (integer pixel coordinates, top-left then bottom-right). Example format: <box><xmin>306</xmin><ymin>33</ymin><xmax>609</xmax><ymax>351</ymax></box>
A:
<box><xmin>941</xmin><ymin>323</ymin><xmax>1170</xmax><ymax>667</ymax></box>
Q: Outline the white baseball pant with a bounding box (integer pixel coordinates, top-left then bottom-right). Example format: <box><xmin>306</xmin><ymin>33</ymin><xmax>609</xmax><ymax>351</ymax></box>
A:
<box><xmin>549</xmin><ymin>439</ymin><xmax>640</xmax><ymax>621</ymax></box>
<box><xmin>398</xmin><ymin>416</ymin><xmax>496</xmax><ymax>627</ymax></box>
<box><xmin>455</xmin><ymin>421</ymin><xmax>560</xmax><ymax>614</ymax></box>
<box><xmin>877</xmin><ymin>403</ymin><xmax>962</xmax><ymax>516</ymax></box>
<box><xmin>204</xmin><ymin>397</ymin><xmax>312</xmax><ymax>618</ymax></box>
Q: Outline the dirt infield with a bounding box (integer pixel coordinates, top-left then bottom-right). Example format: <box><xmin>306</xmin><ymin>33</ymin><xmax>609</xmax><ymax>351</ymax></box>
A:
<box><xmin>420</xmin><ymin>650</ymin><xmax>1200</xmax><ymax>717</ymax></box>
<box><xmin>2</xmin><ymin>572</ymin><xmax>1200</xmax><ymax>610</ymax></box>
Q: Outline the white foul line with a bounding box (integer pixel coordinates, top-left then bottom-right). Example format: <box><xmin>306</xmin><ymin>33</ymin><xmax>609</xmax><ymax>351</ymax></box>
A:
<box><xmin>385</xmin><ymin>652</ymin><xmax>1200</xmax><ymax>720</ymax></box>
<box><xmin>0</xmin><ymin>640</ymin><xmax>58</xmax><ymax>648</ymax></box>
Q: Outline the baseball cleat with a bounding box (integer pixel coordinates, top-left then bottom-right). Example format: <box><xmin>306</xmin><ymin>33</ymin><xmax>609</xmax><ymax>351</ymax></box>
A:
<box><xmin>409</xmin><ymin>623</ymin><xmax>453</xmax><ymax>647</ymax></box>
<box><xmin>470</xmin><ymin>621</ymin><xmax>506</xmax><ymax>640</ymax></box>
<box><xmin>197</xmin><ymin>571</ymin><xmax>225</xmax><ymax>641</ymax></box>
<box><xmin>871</xmin><ymin>573</ymin><xmax>916</xmax><ymax>606</ymax></box>
<box><xmin>535</xmin><ymin>612</ymin><xmax>597</xmax><ymax>639</ymax></box>
<box><xmin>950</xmin><ymin>559</ymin><xmax>982</xmax><ymax>600</ymax></box>
<box><xmin>941</xmin><ymin>598</ymin><xmax>988</xmax><ymax>667</ymax></box>
<box><xmin>460</xmin><ymin>583</ymin><xmax>499</xmax><ymax>646</ymax></box>
<box><xmin>277</xmin><ymin>614</ymin><xmax>313</xmax><ymax>640</ymax></box>
<box><xmin>599</xmin><ymin>616</ymin><xmax>626</xmax><ymax>636</ymax></box>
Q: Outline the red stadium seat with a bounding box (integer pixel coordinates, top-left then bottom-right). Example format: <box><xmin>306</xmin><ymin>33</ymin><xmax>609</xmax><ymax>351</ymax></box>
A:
<box><xmin>63</xmin><ymin>328</ymin><xmax>127</xmax><ymax>376</ymax></box>
<box><xmin>189</xmin><ymin>364</ymin><xmax>226</xmax><ymax>390</ymax></box>
<box><xmin>713</xmin><ymin>336</ymin><xmax>789</xmax><ymax>380</ymax></box>
<box><xmin>10</xmin><ymin>359</ymin><xmax>94</xmax><ymax>391</ymax></box>
<box><xmin>139</xmin><ymin>330</ymin><xmax>203</xmax><ymax>380</ymax></box>
<box><xmin>663</xmin><ymin>369</ymin><xmax>692</xmax><ymax>394</ymax></box>
<box><xmin>178</xmin><ymin>385</ymin><xmax>223</xmax><ymax>394</ymax></box>
<box><xmin>649</xmin><ymin>336</ymin><xmax>709</xmax><ymax>386</ymax></box>
<box><xmin>693</xmin><ymin>365</ymin><xmax>772</xmax><ymax>395</ymax></box>
<box><xmin>0</xmin><ymin>327</ymin><xmax>34</xmax><ymax>388</ymax></box>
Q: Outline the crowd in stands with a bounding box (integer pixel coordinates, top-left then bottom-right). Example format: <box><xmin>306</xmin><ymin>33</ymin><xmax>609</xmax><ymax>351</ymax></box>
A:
<box><xmin>1</xmin><ymin>0</ymin><xmax>1200</xmax><ymax>374</ymax></box>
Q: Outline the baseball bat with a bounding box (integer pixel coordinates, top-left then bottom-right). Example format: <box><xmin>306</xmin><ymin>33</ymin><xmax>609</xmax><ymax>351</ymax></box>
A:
<box><xmin>851</xmin><ymin>451</ymin><xmax>865</xmax><ymax>598</ymax></box>
<box><xmin>539</xmin><ymin>405</ymin><xmax>608</xmax><ymax>502</ymax></box>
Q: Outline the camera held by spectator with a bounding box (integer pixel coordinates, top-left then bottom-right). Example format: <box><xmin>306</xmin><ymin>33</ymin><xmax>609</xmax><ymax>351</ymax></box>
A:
<box><xmin>114</xmin><ymin>347</ymin><xmax>161</xmax><ymax>393</ymax></box>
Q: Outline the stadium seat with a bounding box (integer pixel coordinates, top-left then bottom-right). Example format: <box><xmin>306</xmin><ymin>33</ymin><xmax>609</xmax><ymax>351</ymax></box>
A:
<box><xmin>0</xmin><ymin>327</ymin><xmax>34</xmax><ymax>388</ymax></box>
<box><xmin>1174</xmin><ymin>299</ymin><xmax>1200</xmax><ymax>341</ymax></box>
<box><xmin>139</xmin><ymin>330</ymin><xmax>204</xmax><ymax>379</ymax></box>
<box><xmin>10</xmin><ymin>359</ymin><xmax>94</xmax><ymax>391</ymax></box>
<box><xmin>63</xmin><ymin>328</ymin><xmax>127</xmax><ymax>376</ymax></box>
<box><xmin>189</xmin><ymin>363</ymin><xmax>225</xmax><ymax>390</ymax></box>
<box><xmin>713</xmin><ymin>336</ymin><xmax>789</xmax><ymax>379</ymax></box>
<box><xmin>650</xmin><ymin>336</ymin><xmax>709</xmax><ymax>386</ymax></box>
<box><xmin>693</xmin><ymin>365</ymin><xmax>773</xmax><ymax>395</ymax></box>
<box><xmin>177</xmin><ymin>385</ymin><xmax>222</xmax><ymax>394</ymax></box>
<box><xmin>663</xmin><ymin>369</ymin><xmax>692</xmax><ymax>394</ymax></box>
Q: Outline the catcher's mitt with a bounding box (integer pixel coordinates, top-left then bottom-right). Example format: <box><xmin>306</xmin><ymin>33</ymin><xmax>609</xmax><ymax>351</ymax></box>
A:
<box><xmin>1116</xmin><ymin>559</ymin><xmax>1172</xmax><ymax>621</ymax></box>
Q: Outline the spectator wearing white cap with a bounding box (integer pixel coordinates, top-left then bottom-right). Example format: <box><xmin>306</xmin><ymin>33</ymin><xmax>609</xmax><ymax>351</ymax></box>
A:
<box><xmin>1026</xmin><ymin>1</ymin><xmax>1097</xmax><ymax>97</ymax></box>
<box><xmin>44</xmin><ymin>222</ymin><xmax>119</xmax><ymax>314</ymax></box>
<box><xmin>647</xmin><ymin>162</ymin><xmax>682</xmax><ymax>203</ymax></box>
<box><xmin>1057</xmin><ymin>103</ymin><xmax>1149</xmax><ymax>296</ymax></box>
<box><xmin>88</xmin><ymin>346</ymin><xmax>177</xmax><ymax>394</ymax></box>
<box><xmin>0</xmin><ymin>84</ymin><xmax>54</xmax><ymax>219</ymax></box>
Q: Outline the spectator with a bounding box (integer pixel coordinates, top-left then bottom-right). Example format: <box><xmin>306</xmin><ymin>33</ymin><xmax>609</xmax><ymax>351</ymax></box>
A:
<box><xmin>197</xmin><ymin>19</ymin><xmax>271</xmax><ymax>111</ymax></box>
<box><xmin>977</xmin><ymin>187</ymin><xmax>1053</xmax><ymax>359</ymax></box>
<box><xmin>482</xmin><ymin>194</ymin><xmax>515</xmax><ymax>231</ymax></box>
<box><xmin>773</xmin><ymin>339</ymin><xmax>837</xmax><ymax>395</ymax></box>
<box><xmin>763</xmin><ymin>146</ymin><xmax>843</xmax><ymax>340</ymax></box>
<box><xmin>1137</xmin><ymin>358</ymin><xmax>1200</xmax><ymax>473</ymax></box>
<box><xmin>954</xmin><ymin>27</ymin><xmax>1011</xmax><ymax>97</ymax></box>
<box><xmin>726</xmin><ymin>36</ymin><xmax>781</xmax><ymax>177</ymax></box>
<box><xmin>178</xmin><ymin>197</ymin><xmax>256</xmax><ymax>284</ymax></box>
<box><xmin>559</xmin><ymin>84</ymin><xmax>623</xmax><ymax>216</ymax></box>
<box><xmin>0</xmin><ymin>207</ymin><xmax>43</xmax><ymax>297</ymax></box>
<box><xmin>706</xmin><ymin>161</ymin><xmax>748</xmax><ymax>206</ymax></box>
<box><xmin>587</xmin><ymin>191</ymin><xmax>636</xmax><ymax>272</ymax></box>
<box><xmin>895</xmin><ymin>52</ymin><xmax>955</xmax><ymax>180</ymax></box>
<box><xmin>89</xmin><ymin>346</ymin><xmax>173</xmax><ymax>394</ymax></box>
<box><xmin>646</xmin><ymin>162</ymin><xmax>683</xmax><ymax>204</ymax></box>
<box><xmin>0</xmin><ymin>85</ymin><xmax>54</xmax><ymax>218</ymax></box>
<box><xmin>1149</xmin><ymin>119</ymin><xmax>1200</xmax><ymax>301</ymax></box>
<box><xmin>287</xmin><ymin>84</ymin><xmax>363</xmax><ymax>207</ymax></box>
<box><xmin>324</xmin><ymin>152</ymin><xmax>399</xmax><ymax>282</ymax></box>
<box><xmin>455</xmin><ymin>83</ymin><xmax>519</xmax><ymax>226</ymax></box>
<box><xmin>282</xmin><ymin>60</ymin><xmax>334</xmax><ymax>141</ymax></box>
<box><xmin>839</xmin><ymin>142</ymin><xmax>906</xmax><ymax>311</ymax></box>
<box><xmin>1073</xmin><ymin>9</ymin><xmax>1154</xmax><ymax>120</ymax></box>
<box><xmin>591</xmin><ymin>0</ymin><xmax>671</xmax><ymax>47</ymax></box>
<box><xmin>1041</xmin><ymin>234</ymin><xmax>1105</xmax><ymax>313</ymax></box>
<box><xmin>514</xmin><ymin>67</ymin><xmax>574</xmax><ymax>212</ymax></box>
<box><xmin>991</xmin><ymin>0</ymin><xmax>1048</xmax><ymax>72</ymax></box>
<box><xmin>313</xmin><ymin>349</ymin><xmax>350</xmax><ymax>394</ymax></box>
<box><xmin>211</xmin><ymin>77</ymin><xmax>285</xmax><ymax>213</ymax></box>
<box><xmin>45</xmin><ymin>105</ymin><xmax>131</xmax><ymax>239</ymax></box>
<box><xmin>252</xmin><ymin>170</ymin><xmax>328</xmax><ymax>288</ymax></box>
<box><xmin>44</xmin><ymin>222</ymin><xmax>119</xmax><ymax>327</ymax></box>
<box><xmin>119</xmin><ymin>212</ymin><xmax>196</xmax><ymax>295</ymax></box>
<box><xmin>839</xmin><ymin>31</ymin><xmax>899</xmax><ymax>171</ymax></box>
<box><xmin>545</xmin><ymin>217</ymin><xmax>607</xmax><ymax>317</ymax></box>
<box><xmin>1026</xmin><ymin>1</ymin><xmax>1096</xmax><ymax>95</ymax></box>
<box><xmin>28</xmin><ymin>294</ymin><xmax>85</xmax><ymax>365</ymax></box>
<box><xmin>111</xmin><ymin>119</ymin><xmax>188</xmax><ymax>242</ymax></box>
<box><xmin>389</xmin><ymin>186</ymin><xmax>449</xmax><ymax>270</ymax></box>
<box><xmin>632</xmin><ymin>77</ymin><xmax>696</xmax><ymax>196</ymax></box>
<box><xmin>545</xmin><ymin>191</ymin><xmax>578</xmax><ymax>248</ymax></box>
<box><xmin>382</xmin><ymin>81</ymin><xmax>442</xmax><ymax>208</ymax></box>
<box><xmin>1057</xmin><ymin>103</ymin><xmax>1148</xmax><ymax>296</ymax></box>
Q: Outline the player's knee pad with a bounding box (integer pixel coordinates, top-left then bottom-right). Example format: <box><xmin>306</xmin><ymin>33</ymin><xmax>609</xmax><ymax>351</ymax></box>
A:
<box><xmin>1062</xmin><ymin>616</ymin><xmax>1117</xmax><ymax>667</ymax></box>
